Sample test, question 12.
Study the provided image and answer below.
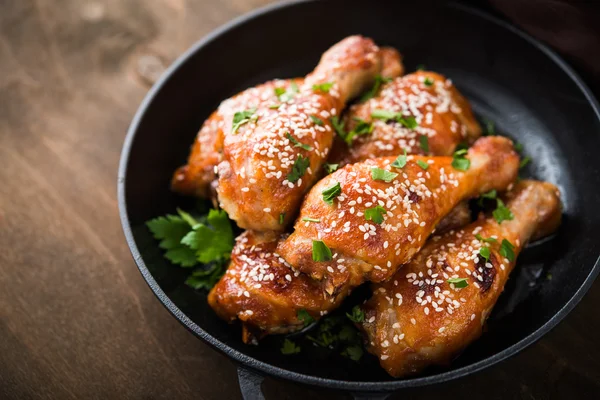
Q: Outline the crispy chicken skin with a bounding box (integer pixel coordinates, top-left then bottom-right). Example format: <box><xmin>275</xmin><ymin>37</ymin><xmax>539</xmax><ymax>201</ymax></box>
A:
<box><xmin>217</xmin><ymin>36</ymin><xmax>389</xmax><ymax>231</ymax></box>
<box><xmin>277</xmin><ymin>136</ymin><xmax>519</xmax><ymax>295</ymax></box>
<box><xmin>207</xmin><ymin>230</ymin><xmax>349</xmax><ymax>344</ymax></box>
<box><xmin>171</xmin><ymin>78</ymin><xmax>302</xmax><ymax>199</ymax></box>
<box><xmin>328</xmin><ymin>71</ymin><xmax>481</xmax><ymax>166</ymax></box>
<box><xmin>359</xmin><ymin>180</ymin><xmax>561</xmax><ymax>377</ymax></box>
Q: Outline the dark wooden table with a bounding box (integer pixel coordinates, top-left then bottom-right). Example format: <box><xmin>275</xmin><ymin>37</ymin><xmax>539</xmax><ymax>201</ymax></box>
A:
<box><xmin>1</xmin><ymin>1</ymin><xmax>599</xmax><ymax>399</ymax></box>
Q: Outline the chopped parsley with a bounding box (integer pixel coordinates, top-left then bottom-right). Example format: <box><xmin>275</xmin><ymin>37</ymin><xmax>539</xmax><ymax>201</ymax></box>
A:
<box><xmin>371</xmin><ymin>167</ymin><xmax>398</xmax><ymax>183</ymax></box>
<box><xmin>331</xmin><ymin>115</ymin><xmax>347</xmax><ymax>141</ymax></box>
<box><xmin>281</xmin><ymin>339</ymin><xmax>301</xmax><ymax>355</ymax></box>
<box><xmin>479</xmin><ymin>246</ymin><xmax>491</xmax><ymax>262</ymax></box>
<box><xmin>312</xmin><ymin>82</ymin><xmax>334</xmax><ymax>93</ymax></box>
<box><xmin>500</xmin><ymin>239</ymin><xmax>516</xmax><ymax>262</ymax></box>
<box><xmin>514</xmin><ymin>142</ymin><xmax>524</xmax><ymax>152</ymax></box>
<box><xmin>475</xmin><ymin>234</ymin><xmax>497</xmax><ymax>243</ymax></box>
<box><xmin>312</xmin><ymin>240</ymin><xmax>332</xmax><ymax>262</ymax></box>
<box><xmin>268</xmin><ymin>104</ymin><xmax>280</xmax><ymax>109</ymax></box>
<box><xmin>371</xmin><ymin>109</ymin><xmax>418</xmax><ymax>129</ymax></box>
<box><xmin>360</xmin><ymin>75</ymin><xmax>392</xmax><ymax>102</ymax></box>
<box><xmin>322</xmin><ymin>182</ymin><xmax>342</xmax><ymax>205</ymax></box>
<box><xmin>180</xmin><ymin>209</ymin><xmax>234</xmax><ymax>264</ymax></box>
<box><xmin>481</xmin><ymin>189</ymin><xmax>497</xmax><ymax>200</ymax></box>
<box><xmin>419</xmin><ymin>135</ymin><xmax>429</xmax><ymax>152</ymax></box>
<box><xmin>341</xmin><ymin>345</ymin><xmax>363</xmax><ymax>361</ymax></box>
<box><xmin>231</xmin><ymin>108</ymin><xmax>257</xmax><ymax>134</ymax></box>
<box><xmin>285</xmin><ymin>132</ymin><xmax>312</xmax><ymax>151</ymax></box>
<box><xmin>345</xmin><ymin>117</ymin><xmax>373</xmax><ymax>143</ymax></box>
<box><xmin>447</xmin><ymin>277</ymin><xmax>468</xmax><ymax>288</ymax></box>
<box><xmin>423</xmin><ymin>77</ymin><xmax>434</xmax><ymax>87</ymax></box>
<box><xmin>310</xmin><ymin>115</ymin><xmax>324</xmax><ymax>126</ymax></box>
<box><xmin>287</xmin><ymin>155</ymin><xmax>310</xmax><ymax>183</ymax></box>
<box><xmin>346</xmin><ymin>305</ymin><xmax>365</xmax><ymax>323</ymax></box>
<box><xmin>275</xmin><ymin>81</ymin><xmax>299</xmax><ymax>102</ymax></box>
<box><xmin>416</xmin><ymin>64</ymin><xmax>426</xmax><ymax>71</ymax></box>
<box><xmin>297</xmin><ymin>309</ymin><xmax>315</xmax><ymax>326</ymax></box>
<box><xmin>185</xmin><ymin>262</ymin><xmax>226</xmax><ymax>290</ymax></box>
<box><xmin>484</xmin><ymin>120</ymin><xmax>495</xmax><ymax>136</ymax></box>
<box><xmin>493</xmin><ymin>199</ymin><xmax>514</xmax><ymax>224</ymax></box>
<box><xmin>324</xmin><ymin>163</ymin><xmax>339</xmax><ymax>174</ymax></box>
<box><xmin>391</xmin><ymin>149</ymin><xmax>408</xmax><ymax>169</ymax></box>
<box><xmin>416</xmin><ymin>160</ymin><xmax>429</xmax><ymax>170</ymax></box>
<box><xmin>279</xmin><ymin>213</ymin><xmax>285</xmax><ymax>225</ymax></box>
<box><xmin>519</xmin><ymin>156</ymin><xmax>531</xmax><ymax>169</ymax></box>
<box><xmin>302</xmin><ymin>217</ymin><xmax>320</xmax><ymax>223</ymax></box>
<box><xmin>451</xmin><ymin>148</ymin><xmax>470</xmax><ymax>171</ymax></box>
<box><xmin>365</xmin><ymin>205</ymin><xmax>386</xmax><ymax>224</ymax></box>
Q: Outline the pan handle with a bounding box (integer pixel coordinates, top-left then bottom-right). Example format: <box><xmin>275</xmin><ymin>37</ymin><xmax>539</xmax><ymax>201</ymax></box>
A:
<box><xmin>237</xmin><ymin>366</ymin><xmax>266</xmax><ymax>400</ymax></box>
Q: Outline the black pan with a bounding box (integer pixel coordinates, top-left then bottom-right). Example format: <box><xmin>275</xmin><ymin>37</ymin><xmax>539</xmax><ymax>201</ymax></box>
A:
<box><xmin>118</xmin><ymin>0</ymin><xmax>600</xmax><ymax>398</ymax></box>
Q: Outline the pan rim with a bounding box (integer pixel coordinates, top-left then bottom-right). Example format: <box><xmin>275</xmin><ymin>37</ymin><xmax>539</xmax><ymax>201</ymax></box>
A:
<box><xmin>117</xmin><ymin>0</ymin><xmax>600</xmax><ymax>392</ymax></box>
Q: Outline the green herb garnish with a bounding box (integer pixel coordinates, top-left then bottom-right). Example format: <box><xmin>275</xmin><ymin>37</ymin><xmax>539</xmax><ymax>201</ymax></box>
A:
<box><xmin>231</xmin><ymin>108</ymin><xmax>257</xmax><ymax>133</ymax></box>
<box><xmin>493</xmin><ymin>199</ymin><xmax>514</xmax><ymax>224</ymax></box>
<box><xmin>180</xmin><ymin>209</ymin><xmax>234</xmax><ymax>264</ymax></box>
<box><xmin>312</xmin><ymin>240</ymin><xmax>333</xmax><ymax>262</ymax></box>
<box><xmin>371</xmin><ymin>109</ymin><xmax>418</xmax><ymax>129</ymax></box>
<box><xmin>500</xmin><ymin>239</ymin><xmax>516</xmax><ymax>262</ymax></box>
<box><xmin>285</xmin><ymin>132</ymin><xmax>312</xmax><ymax>151</ymax></box>
<box><xmin>416</xmin><ymin>64</ymin><xmax>426</xmax><ymax>71</ymax></box>
<box><xmin>287</xmin><ymin>155</ymin><xmax>310</xmax><ymax>183</ymax></box>
<box><xmin>451</xmin><ymin>148</ymin><xmax>470</xmax><ymax>171</ymax></box>
<box><xmin>479</xmin><ymin>246</ymin><xmax>491</xmax><ymax>262</ymax></box>
<box><xmin>423</xmin><ymin>77</ymin><xmax>434</xmax><ymax>87</ymax></box>
<box><xmin>279</xmin><ymin>213</ymin><xmax>285</xmax><ymax>225</ymax></box>
<box><xmin>302</xmin><ymin>217</ymin><xmax>320</xmax><ymax>223</ymax></box>
<box><xmin>322</xmin><ymin>182</ymin><xmax>342</xmax><ymax>205</ymax></box>
<box><xmin>346</xmin><ymin>305</ymin><xmax>365</xmax><ymax>323</ymax></box>
<box><xmin>365</xmin><ymin>205</ymin><xmax>387</xmax><ymax>224</ymax></box>
<box><xmin>312</xmin><ymin>82</ymin><xmax>334</xmax><ymax>93</ymax></box>
<box><xmin>360</xmin><ymin>75</ymin><xmax>393</xmax><ymax>102</ymax></box>
<box><xmin>416</xmin><ymin>160</ymin><xmax>429</xmax><ymax>170</ymax></box>
<box><xmin>371</xmin><ymin>167</ymin><xmax>398</xmax><ymax>183</ymax></box>
<box><xmin>391</xmin><ymin>149</ymin><xmax>408</xmax><ymax>169</ymax></box>
<box><xmin>519</xmin><ymin>156</ymin><xmax>531</xmax><ymax>169</ymax></box>
<box><xmin>324</xmin><ymin>163</ymin><xmax>339</xmax><ymax>174</ymax></box>
<box><xmin>275</xmin><ymin>81</ymin><xmax>299</xmax><ymax>102</ymax></box>
<box><xmin>484</xmin><ymin>120</ymin><xmax>495</xmax><ymax>135</ymax></box>
<box><xmin>310</xmin><ymin>115</ymin><xmax>324</xmax><ymax>126</ymax></box>
<box><xmin>419</xmin><ymin>135</ymin><xmax>429</xmax><ymax>152</ymax></box>
<box><xmin>297</xmin><ymin>309</ymin><xmax>315</xmax><ymax>326</ymax></box>
<box><xmin>447</xmin><ymin>277</ymin><xmax>468</xmax><ymax>288</ymax></box>
<box><xmin>341</xmin><ymin>345</ymin><xmax>363</xmax><ymax>361</ymax></box>
<box><xmin>475</xmin><ymin>234</ymin><xmax>498</xmax><ymax>243</ymax></box>
<box><xmin>281</xmin><ymin>339</ymin><xmax>301</xmax><ymax>355</ymax></box>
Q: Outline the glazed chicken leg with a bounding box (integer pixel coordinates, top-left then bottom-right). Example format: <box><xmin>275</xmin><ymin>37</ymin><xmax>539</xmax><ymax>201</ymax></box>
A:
<box><xmin>328</xmin><ymin>71</ymin><xmax>481</xmax><ymax>166</ymax></box>
<box><xmin>217</xmin><ymin>36</ymin><xmax>388</xmax><ymax>231</ymax></box>
<box><xmin>359</xmin><ymin>180</ymin><xmax>561</xmax><ymax>377</ymax></box>
<box><xmin>277</xmin><ymin>136</ymin><xmax>519</xmax><ymax>295</ymax></box>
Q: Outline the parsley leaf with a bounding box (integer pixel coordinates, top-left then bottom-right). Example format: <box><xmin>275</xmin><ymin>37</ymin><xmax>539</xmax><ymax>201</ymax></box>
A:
<box><xmin>346</xmin><ymin>305</ymin><xmax>365</xmax><ymax>323</ymax></box>
<box><xmin>371</xmin><ymin>167</ymin><xmax>398</xmax><ymax>183</ymax></box>
<box><xmin>279</xmin><ymin>213</ymin><xmax>285</xmax><ymax>225</ymax></box>
<box><xmin>391</xmin><ymin>149</ymin><xmax>408</xmax><ymax>169</ymax></box>
<box><xmin>448</xmin><ymin>277</ymin><xmax>468</xmax><ymax>288</ymax></box>
<box><xmin>146</xmin><ymin>214</ymin><xmax>198</xmax><ymax>267</ymax></box>
<box><xmin>312</xmin><ymin>240</ymin><xmax>332</xmax><ymax>262</ymax></box>
<box><xmin>185</xmin><ymin>261</ymin><xmax>227</xmax><ymax>290</ymax></box>
<box><xmin>455</xmin><ymin>142</ymin><xmax>469</xmax><ymax>152</ymax></box>
<box><xmin>322</xmin><ymin>182</ymin><xmax>342</xmax><ymax>205</ymax></box>
<box><xmin>451</xmin><ymin>148</ymin><xmax>470</xmax><ymax>171</ymax></box>
<box><xmin>331</xmin><ymin>115</ymin><xmax>347</xmax><ymax>141</ymax></box>
<box><xmin>344</xmin><ymin>117</ymin><xmax>373</xmax><ymax>144</ymax></box>
<box><xmin>232</xmin><ymin>108</ymin><xmax>257</xmax><ymax>134</ymax></box>
<box><xmin>180</xmin><ymin>209</ymin><xmax>234</xmax><ymax>264</ymax></box>
<box><xmin>416</xmin><ymin>160</ymin><xmax>429</xmax><ymax>170</ymax></box>
<box><xmin>371</xmin><ymin>109</ymin><xmax>418</xmax><ymax>129</ymax></box>
<box><xmin>423</xmin><ymin>77</ymin><xmax>434</xmax><ymax>87</ymax></box>
<box><xmin>514</xmin><ymin>142</ymin><xmax>524</xmax><ymax>152</ymax></box>
<box><xmin>324</xmin><ymin>163</ymin><xmax>339</xmax><ymax>174</ymax></box>
<box><xmin>475</xmin><ymin>234</ymin><xmax>497</xmax><ymax>243</ymax></box>
<box><xmin>360</xmin><ymin>75</ymin><xmax>392</xmax><ymax>102</ymax></box>
<box><xmin>365</xmin><ymin>205</ymin><xmax>386</xmax><ymax>224</ymax></box>
<box><xmin>297</xmin><ymin>309</ymin><xmax>315</xmax><ymax>326</ymax></box>
<box><xmin>341</xmin><ymin>345</ymin><xmax>363</xmax><ymax>361</ymax></box>
<box><xmin>500</xmin><ymin>239</ymin><xmax>516</xmax><ymax>262</ymax></box>
<box><xmin>269</xmin><ymin>104</ymin><xmax>280</xmax><ymax>109</ymax></box>
<box><xmin>479</xmin><ymin>246</ymin><xmax>491</xmax><ymax>262</ymax></box>
<box><xmin>275</xmin><ymin>82</ymin><xmax>299</xmax><ymax>102</ymax></box>
<box><xmin>285</xmin><ymin>132</ymin><xmax>312</xmax><ymax>151</ymax></box>
<box><xmin>312</xmin><ymin>82</ymin><xmax>334</xmax><ymax>93</ymax></box>
<box><xmin>481</xmin><ymin>189</ymin><xmax>497</xmax><ymax>200</ymax></box>
<box><xmin>302</xmin><ymin>217</ymin><xmax>320</xmax><ymax>223</ymax></box>
<box><xmin>281</xmin><ymin>339</ymin><xmax>301</xmax><ymax>355</ymax></box>
<box><xmin>419</xmin><ymin>135</ymin><xmax>429</xmax><ymax>152</ymax></box>
<box><xmin>416</xmin><ymin>64</ymin><xmax>426</xmax><ymax>71</ymax></box>
<box><xmin>519</xmin><ymin>156</ymin><xmax>531</xmax><ymax>169</ymax></box>
<box><xmin>493</xmin><ymin>199</ymin><xmax>514</xmax><ymax>224</ymax></box>
<box><xmin>287</xmin><ymin>155</ymin><xmax>310</xmax><ymax>183</ymax></box>
<box><xmin>484</xmin><ymin>120</ymin><xmax>495</xmax><ymax>136</ymax></box>
<box><xmin>310</xmin><ymin>115</ymin><xmax>324</xmax><ymax>126</ymax></box>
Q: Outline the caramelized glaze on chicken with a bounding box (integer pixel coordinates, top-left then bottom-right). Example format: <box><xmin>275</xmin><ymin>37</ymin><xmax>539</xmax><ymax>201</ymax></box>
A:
<box><xmin>277</xmin><ymin>137</ymin><xmax>519</xmax><ymax>295</ymax></box>
<box><xmin>359</xmin><ymin>180</ymin><xmax>561</xmax><ymax>377</ymax></box>
<box><xmin>208</xmin><ymin>230</ymin><xmax>348</xmax><ymax>343</ymax></box>
<box><xmin>171</xmin><ymin>78</ymin><xmax>302</xmax><ymax>199</ymax></box>
<box><xmin>328</xmin><ymin>71</ymin><xmax>481</xmax><ymax>166</ymax></box>
<box><xmin>217</xmin><ymin>36</ymin><xmax>390</xmax><ymax>231</ymax></box>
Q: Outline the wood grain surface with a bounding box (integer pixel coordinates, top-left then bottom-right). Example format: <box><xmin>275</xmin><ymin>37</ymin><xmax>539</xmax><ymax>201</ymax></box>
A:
<box><xmin>1</xmin><ymin>1</ymin><xmax>599</xmax><ymax>399</ymax></box>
